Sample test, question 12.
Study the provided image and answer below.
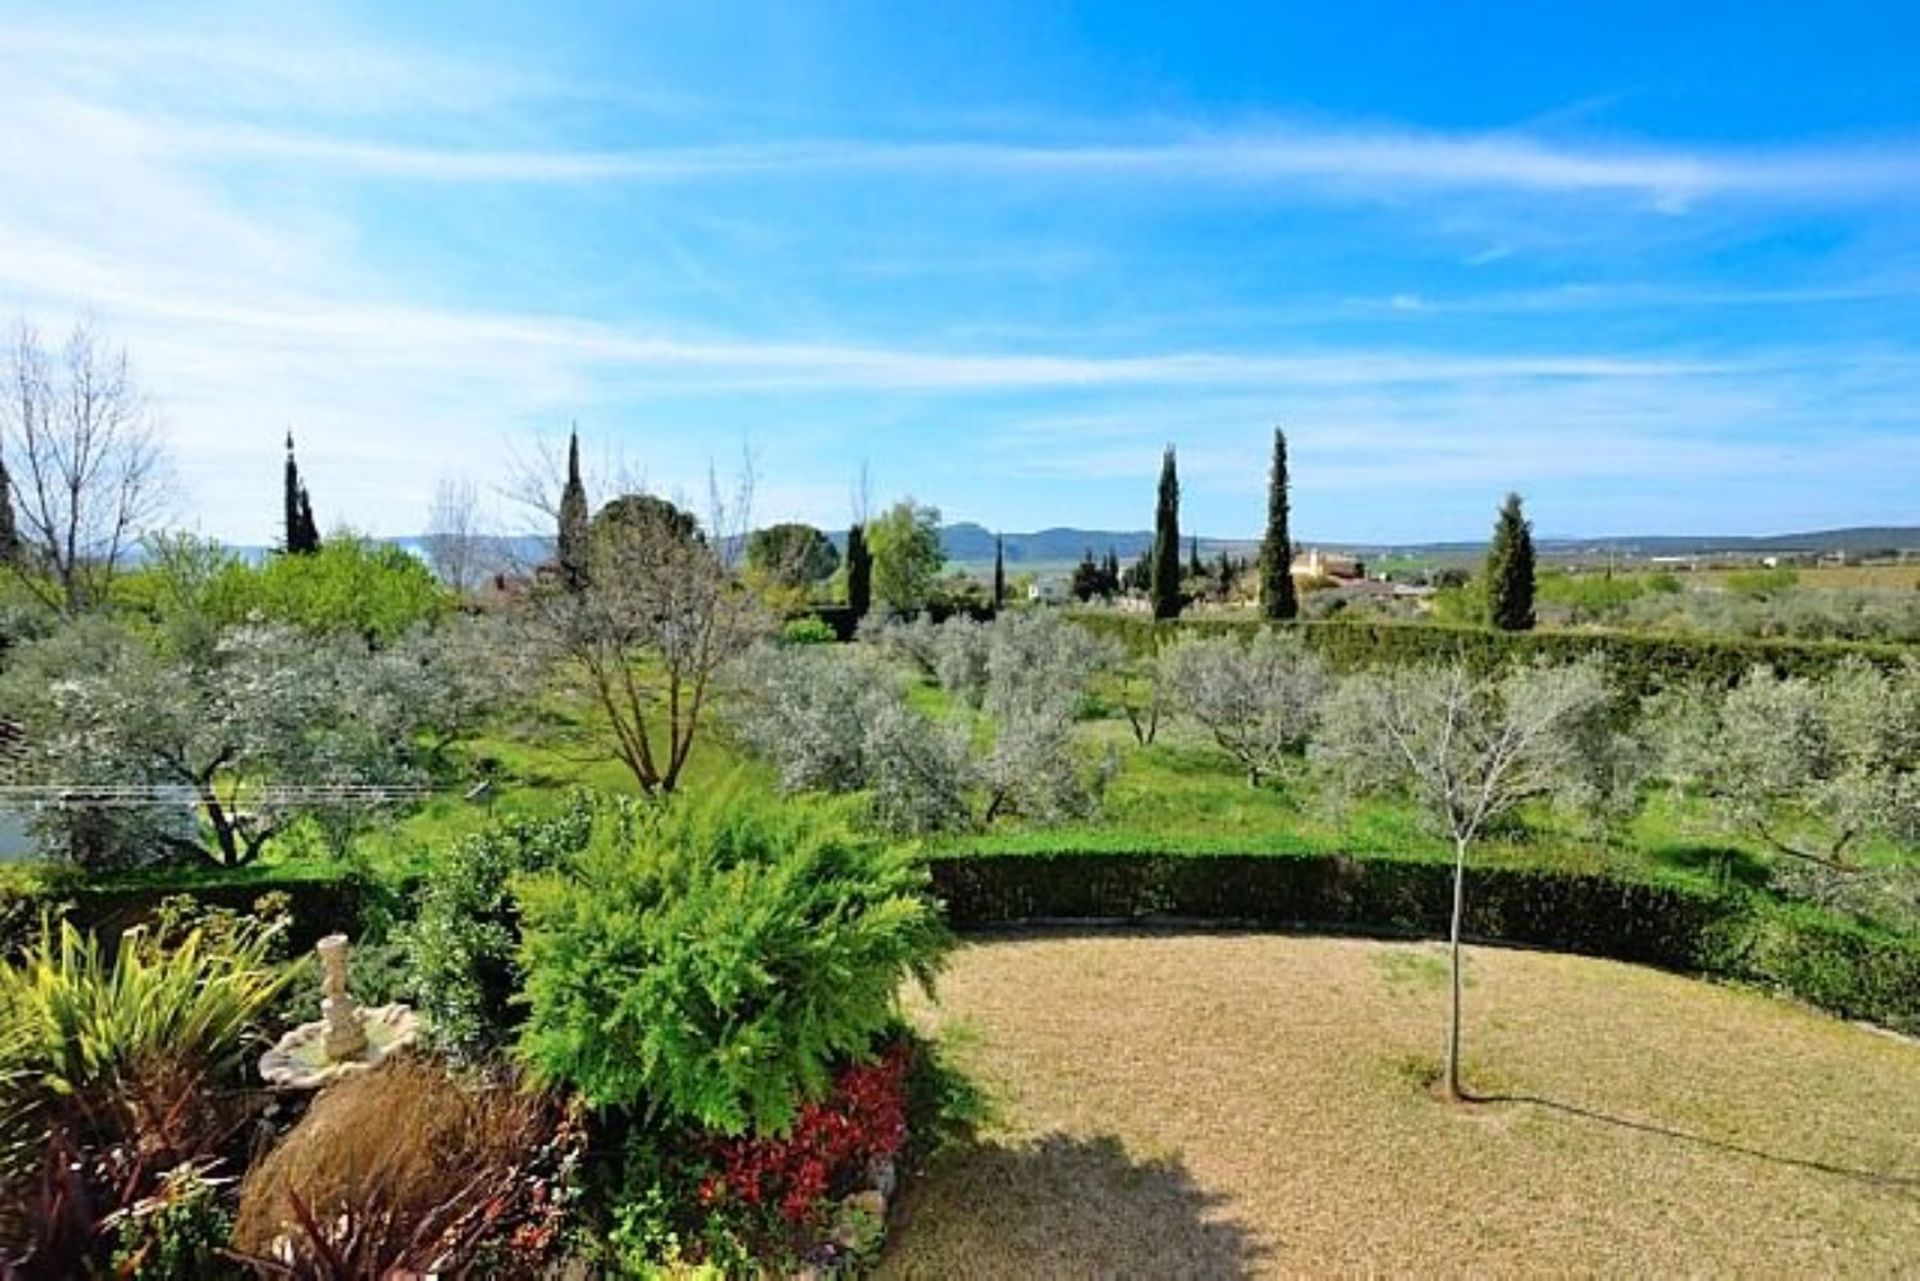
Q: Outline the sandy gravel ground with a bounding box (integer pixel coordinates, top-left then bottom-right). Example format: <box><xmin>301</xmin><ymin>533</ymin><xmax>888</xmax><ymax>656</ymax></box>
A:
<box><xmin>881</xmin><ymin>931</ymin><xmax>1920</xmax><ymax>1278</ymax></box>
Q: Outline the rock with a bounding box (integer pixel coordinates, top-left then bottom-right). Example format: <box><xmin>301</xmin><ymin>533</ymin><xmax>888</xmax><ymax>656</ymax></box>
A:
<box><xmin>832</xmin><ymin>1188</ymin><xmax>889</xmax><ymax>1248</ymax></box>
<box><xmin>868</xmin><ymin>1156</ymin><xmax>898</xmax><ymax>1199</ymax></box>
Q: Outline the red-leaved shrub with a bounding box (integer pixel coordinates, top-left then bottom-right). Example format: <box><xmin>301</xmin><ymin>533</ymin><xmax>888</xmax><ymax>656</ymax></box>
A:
<box><xmin>702</xmin><ymin>1041</ymin><xmax>911</xmax><ymax>1228</ymax></box>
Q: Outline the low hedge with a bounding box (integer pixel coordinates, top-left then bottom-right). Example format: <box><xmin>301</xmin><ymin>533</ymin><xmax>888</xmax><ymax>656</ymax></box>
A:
<box><xmin>0</xmin><ymin>867</ymin><xmax>405</xmax><ymax>958</ymax></box>
<box><xmin>1072</xmin><ymin>615</ymin><xmax>1910</xmax><ymax>699</ymax></box>
<box><xmin>928</xmin><ymin>851</ymin><xmax>1920</xmax><ymax>1035</ymax></box>
<box><xmin>9</xmin><ymin>847</ymin><xmax>1915</xmax><ymax>1036</ymax></box>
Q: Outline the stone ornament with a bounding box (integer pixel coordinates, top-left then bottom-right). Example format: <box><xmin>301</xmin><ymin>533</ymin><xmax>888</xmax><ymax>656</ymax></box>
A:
<box><xmin>260</xmin><ymin>933</ymin><xmax>420</xmax><ymax>1091</ymax></box>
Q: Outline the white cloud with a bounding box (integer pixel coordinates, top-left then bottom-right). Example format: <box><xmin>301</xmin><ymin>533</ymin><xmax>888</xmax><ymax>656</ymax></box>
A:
<box><xmin>100</xmin><ymin>121</ymin><xmax>1917</xmax><ymax>211</ymax></box>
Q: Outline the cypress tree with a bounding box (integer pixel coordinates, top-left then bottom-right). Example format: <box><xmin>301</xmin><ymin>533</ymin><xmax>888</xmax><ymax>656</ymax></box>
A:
<box><xmin>557</xmin><ymin>429</ymin><xmax>590</xmax><ymax>591</ymax></box>
<box><xmin>283</xmin><ymin>432</ymin><xmax>303</xmax><ymax>554</ymax></box>
<box><xmin>1260</xmin><ymin>427</ymin><xmax>1299</xmax><ymax>621</ymax></box>
<box><xmin>1188</xmin><ymin>535</ymin><xmax>1203</xmax><ymax>580</ymax></box>
<box><xmin>1150</xmin><ymin>446</ymin><xmax>1182</xmax><ymax>620</ymax></box>
<box><xmin>1485</xmin><ymin>492</ymin><xmax>1537</xmax><ymax>631</ymax></box>
<box><xmin>297</xmin><ymin>485</ymin><xmax>320</xmax><ymax>553</ymax></box>
<box><xmin>283</xmin><ymin>432</ymin><xmax>319</xmax><ymax>555</ymax></box>
<box><xmin>992</xmin><ymin>535</ymin><xmax>1006</xmax><ymax>613</ymax></box>
<box><xmin>0</xmin><ymin>443</ymin><xmax>18</xmax><ymax>566</ymax></box>
<box><xmin>1071</xmin><ymin>547</ymin><xmax>1103</xmax><ymax>603</ymax></box>
<box><xmin>846</xmin><ymin>523</ymin><xmax>872</xmax><ymax>620</ymax></box>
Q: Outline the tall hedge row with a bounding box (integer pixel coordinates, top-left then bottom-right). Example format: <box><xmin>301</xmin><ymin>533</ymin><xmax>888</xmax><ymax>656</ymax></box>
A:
<box><xmin>929</xmin><ymin>851</ymin><xmax>1920</xmax><ymax>1035</ymax></box>
<box><xmin>1071</xmin><ymin>614</ymin><xmax>1909</xmax><ymax>698</ymax></box>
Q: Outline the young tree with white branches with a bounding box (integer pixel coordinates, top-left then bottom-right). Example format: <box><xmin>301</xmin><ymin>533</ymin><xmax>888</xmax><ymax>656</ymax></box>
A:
<box><xmin>1316</xmin><ymin>660</ymin><xmax>1617</xmax><ymax>1101</ymax></box>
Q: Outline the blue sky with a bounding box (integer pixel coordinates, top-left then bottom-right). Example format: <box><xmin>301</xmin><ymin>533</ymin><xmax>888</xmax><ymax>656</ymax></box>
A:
<box><xmin>1</xmin><ymin>1</ymin><xmax>1915</xmax><ymax>544</ymax></box>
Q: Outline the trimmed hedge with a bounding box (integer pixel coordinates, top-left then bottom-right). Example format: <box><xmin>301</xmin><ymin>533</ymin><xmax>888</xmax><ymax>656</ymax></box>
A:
<box><xmin>1072</xmin><ymin>614</ymin><xmax>1910</xmax><ymax>699</ymax></box>
<box><xmin>798</xmin><ymin>602</ymin><xmax>999</xmax><ymax>642</ymax></box>
<box><xmin>0</xmin><ymin>869</ymin><xmax>401</xmax><ymax>959</ymax></box>
<box><xmin>929</xmin><ymin>851</ymin><xmax>1920</xmax><ymax>1035</ymax></box>
<box><xmin>10</xmin><ymin>847</ymin><xmax>1915</xmax><ymax>1036</ymax></box>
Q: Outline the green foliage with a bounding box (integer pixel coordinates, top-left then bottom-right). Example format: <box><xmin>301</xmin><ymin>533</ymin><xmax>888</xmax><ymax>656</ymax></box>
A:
<box><xmin>595</xmin><ymin>493</ymin><xmax>702</xmax><ymax>548</ymax></box>
<box><xmin>1724</xmin><ymin>566</ymin><xmax>1800</xmax><ymax>598</ymax></box>
<box><xmin>516</xmin><ymin>785</ymin><xmax>950</xmax><ymax>1134</ymax></box>
<box><xmin>1652</xmin><ymin>658</ymin><xmax>1918</xmax><ymax>922</ymax></box>
<box><xmin>559</xmin><ymin>430</ymin><xmax>591</xmax><ymax>592</ymax></box>
<box><xmin>779</xmin><ymin>615</ymin><xmax>837</xmax><ymax>646</ymax></box>
<box><xmin>283</xmin><ymin>432</ymin><xmax>320</xmax><ymax>556</ymax></box>
<box><xmin>750</xmin><ymin>523</ymin><xmax>841</xmax><ymax>587</ymax></box>
<box><xmin>927</xmin><ymin>852</ymin><xmax>1920</xmax><ymax>1033</ymax></box>
<box><xmin>867</xmin><ymin>499</ymin><xmax>945</xmax><ymax>615</ymax></box>
<box><xmin>0</xmin><ymin>915</ymin><xmax>299</xmax><ymax>1222</ymax></box>
<box><xmin>397</xmin><ymin>795</ymin><xmax>598</xmax><ymax>1058</ymax></box>
<box><xmin>845</xmin><ymin>524</ymin><xmax>872</xmax><ymax>619</ymax></box>
<box><xmin>0</xmin><ymin>616</ymin><xmax>438</xmax><ymax>867</ymax></box>
<box><xmin>147</xmin><ymin>534</ymin><xmax>448</xmax><ymax>645</ymax></box>
<box><xmin>1151</xmin><ymin>447</ymin><xmax>1182</xmax><ymax>621</ymax></box>
<box><xmin>1164</xmin><ymin>630</ymin><xmax>1327</xmax><ymax>786</ymax></box>
<box><xmin>0</xmin><ymin>917</ymin><xmax>297</xmax><ymax>1119</ymax></box>
<box><xmin>112</xmin><ymin>1163</ymin><xmax>240</xmax><ymax>1281</ymax></box>
<box><xmin>1536</xmin><ymin>568</ymin><xmax>1663</xmax><ymax>623</ymax></box>
<box><xmin>1067</xmin><ymin>613</ymin><xmax>1908</xmax><ymax>704</ymax></box>
<box><xmin>1484</xmin><ymin>493</ymin><xmax>1536</xmax><ymax>631</ymax></box>
<box><xmin>1260</xmin><ymin>428</ymin><xmax>1298</xmax><ymax>621</ymax></box>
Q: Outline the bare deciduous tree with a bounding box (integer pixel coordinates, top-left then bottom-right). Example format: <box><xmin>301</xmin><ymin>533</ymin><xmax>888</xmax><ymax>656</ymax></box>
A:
<box><xmin>423</xmin><ymin>476</ymin><xmax>488</xmax><ymax>594</ymax></box>
<box><xmin>1</xmin><ymin>321</ymin><xmax>169</xmax><ymax>612</ymax></box>
<box><xmin>524</xmin><ymin>460</ymin><xmax>769</xmax><ymax>795</ymax></box>
<box><xmin>1317</xmin><ymin>660</ymin><xmax>1616</xmax><ymax>1101</ymax></box>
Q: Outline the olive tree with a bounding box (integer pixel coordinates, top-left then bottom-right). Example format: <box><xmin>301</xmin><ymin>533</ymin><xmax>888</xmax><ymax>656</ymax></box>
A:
<box><xmin>0</xmin><ymin>619</ymin><xmax>432</xmax><ymax>867</ymax></box>
<box><xmin>856</xmin><ymin>612</ymin><xmax>942</xmax><ymax>679</ymax></box>
<box><xmin>730</xmin><ymin>643</ymin><xmax>971</xmax><ymax>835</ymax></box>
<box><xmin>1165</xmin><ymin>631</ymin><xmax>1329</xmax><ymax>786</ymax></box>
<box><xmin>977</xmin><ymin>612</ymin><xmax>1115</xmax><ymax>823</ymax></box>
<box><xmin>377</xmin><ymin>612</ymin><xmax>543</xmax><ymax>763</ymax></box>
<box><xmin>1316</xmin><ymin>660</ymin><xmax>1616</xmax><ymax>1101</ymax></box>
<box><xmin>1654</xmin><ymin>659</ymin><xmax>1918</xmax><ymax>925</ymax></box>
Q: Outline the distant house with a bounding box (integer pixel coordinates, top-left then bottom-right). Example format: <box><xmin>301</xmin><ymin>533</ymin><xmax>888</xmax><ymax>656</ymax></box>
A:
<box><xmin>1027</xmin><ymin>577</ymin><xmax>1068</xmax><ymax>605</ymax></box>
<box><xmin>1290</xmin><ymin>548</ymin><xmax>1365</xmax><ymax>582</ymax></box>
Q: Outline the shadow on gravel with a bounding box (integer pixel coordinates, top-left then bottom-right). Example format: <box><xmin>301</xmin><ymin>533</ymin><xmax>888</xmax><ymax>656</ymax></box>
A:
<box><xmin>879</xmin><ymin>1131</ymin><xmax>1268</xmax><ymax>1279</ymax></box>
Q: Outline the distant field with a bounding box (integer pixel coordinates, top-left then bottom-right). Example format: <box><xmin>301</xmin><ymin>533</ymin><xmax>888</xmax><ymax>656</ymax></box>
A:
<box><xmin>1690</xmin><ymin>564</ymin><xmax>1920</xmax><ymax>591</ymax></box>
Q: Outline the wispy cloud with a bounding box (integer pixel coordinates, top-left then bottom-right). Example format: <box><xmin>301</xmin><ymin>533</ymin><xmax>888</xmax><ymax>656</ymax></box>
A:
<box><xmin>123</xmin><ymin>117</ymin><xmax>1920</xmax><ymax>209</ymax></box>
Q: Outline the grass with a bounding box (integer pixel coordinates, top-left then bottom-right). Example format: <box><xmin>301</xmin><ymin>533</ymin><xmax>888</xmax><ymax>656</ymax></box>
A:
<box><xmin>1694</xmin><ymin>564</ymin><xmax>1920</xmax><ymax>591</ymax></box>
<box><xmin>884</xmin><ymin>933</ymin><xmax>1920</xmax><ymax>1277</ymax></box>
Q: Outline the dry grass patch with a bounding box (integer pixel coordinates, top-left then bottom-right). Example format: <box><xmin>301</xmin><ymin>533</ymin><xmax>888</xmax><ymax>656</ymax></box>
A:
<box><xmin>883</xmin><ymin>932</ymin><xmax>1920</xmax><ymax>1278</ymax></box>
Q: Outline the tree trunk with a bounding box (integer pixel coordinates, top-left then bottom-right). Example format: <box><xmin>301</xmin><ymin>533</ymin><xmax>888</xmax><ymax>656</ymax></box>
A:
<box><xmin>200</xmin><ymin>790</ymin><xmax>241</xmax><ymax>867</ymax></box>
<box><xmin>1445</xmin><ymin>833</ymin><xmax>1469</xmax><ymax>1102</ymax></box>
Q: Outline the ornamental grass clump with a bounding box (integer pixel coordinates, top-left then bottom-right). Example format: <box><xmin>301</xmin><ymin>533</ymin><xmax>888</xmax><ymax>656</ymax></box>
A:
<box><xmin>0</xmin><ymin>917</ymin><xmax>298</xmax><ymax>1268</ymax></box>
<box><xmin>514</xmin><ymin>784</ymin><xmax>950</xmax><ymax>1136</ymax></box>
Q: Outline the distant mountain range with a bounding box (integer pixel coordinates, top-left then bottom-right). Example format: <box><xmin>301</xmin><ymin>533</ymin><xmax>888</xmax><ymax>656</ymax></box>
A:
<box><xmin>923</xmin><ymin>523</ymin><xmax>1920</xmax><ymax>569</ymax></box>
